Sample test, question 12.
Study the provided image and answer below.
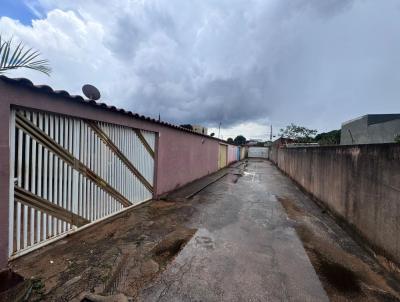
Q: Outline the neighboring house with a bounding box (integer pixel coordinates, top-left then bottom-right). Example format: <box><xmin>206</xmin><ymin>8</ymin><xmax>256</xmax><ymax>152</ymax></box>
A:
<box><xmin>271</xmin><ymin>137</ymin><xmax>296</xmax><ymax>148</ymax></box>
<box><xmin>245</xmin><ymin>139</ymin><xmax>262</xmax><ymax>146</ymax></box>
<box><xmin>192</xmin><ymin>125</ymin><xmax>208</xmax><ymax>135</ymax></box>
<box><xmin>341</xmin><ymin>114</ymin><xmax>400</xmax><ymax>145</ymax></box>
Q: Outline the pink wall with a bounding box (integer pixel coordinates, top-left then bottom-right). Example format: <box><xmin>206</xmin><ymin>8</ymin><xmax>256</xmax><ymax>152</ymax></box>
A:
<box><xmin>0</xmin><ymin>80</ymin><xmax>223</xmax><ymax>268</ymax></box>
<box><xmin>156</xmin><ymin>127</ymin><xmax>219</xmax><ymax>195</ymax></box>
<box><xmin>0</xmin><ymin>80</ymin><xmax>221</xmax><ymax>197</ymax></box>
<box><xmin>227</xmin><ymin>145</ymin><xmax>238</xmax><ymax>164</ymax></box>
<box><xmin>0</xmin><ymin>100</ymin><xmax>10</xmax><ymax>271</ymax></box>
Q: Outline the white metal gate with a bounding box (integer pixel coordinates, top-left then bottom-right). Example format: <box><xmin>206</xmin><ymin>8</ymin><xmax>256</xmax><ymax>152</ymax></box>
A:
<box><xmin>248</xmin><ymin>147</ymin><xmax>269</xmax><ymax>158</ymax></box>
<box><xmin>8</xmin><ymin>108</ymin><xmax>156</xmax><ymax>258</ymax></box>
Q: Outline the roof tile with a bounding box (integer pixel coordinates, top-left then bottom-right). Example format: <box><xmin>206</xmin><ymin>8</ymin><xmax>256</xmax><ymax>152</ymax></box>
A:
<box><xmin>0</xmin><ymin>75</ymin><xmax>232</xmax><ymax>143</ymax></box>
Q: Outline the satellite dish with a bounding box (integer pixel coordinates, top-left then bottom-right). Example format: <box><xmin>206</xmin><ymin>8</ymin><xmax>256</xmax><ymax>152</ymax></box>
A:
<box><xmin>82</xmin><ymin>84</ymin><xmax>101</xmax><ymax>101</ymax></box>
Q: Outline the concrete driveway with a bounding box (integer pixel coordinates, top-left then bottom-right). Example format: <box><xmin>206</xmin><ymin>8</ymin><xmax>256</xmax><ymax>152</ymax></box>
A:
<box><xmin>139</xmin><ymin>160</ymin><xmax>328</xmax><ymax>301</ymax></box>
<box><xmin>12</xmin><ymin>159</ymin><xmax>399</xmax><ymax>301</ymax></box>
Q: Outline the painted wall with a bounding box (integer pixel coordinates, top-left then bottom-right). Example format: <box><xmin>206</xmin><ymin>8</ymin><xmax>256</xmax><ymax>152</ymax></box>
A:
<box><xmin>218</xmin><ymin>144</ymin><xmax>228</xmax><ymax>169</ymax></box>
<box><xmin>0</xmin><ymin>81</ymin><xmax>222</xmax><ymax>197</ymax></box>
<box><xmin>227</xmin><ymin>145</ymin><xmax>238</xmax><ymax>164</ymax></box>
<box><xmin>270</xmin><ymin>144</ymin><xmax>400</xmax><ymax>265</ymax></box>
<box><xmin>240</xmin><ymin>146</ymin><xmax>247</xmax><ymax>159</ymax></box>
<box><xmin>156</xmin><ymin>127</ymin><xmax>219</xmax><ymax>195</ymax></box>
<box><xmin>0</xmin><ymin>100</ymin><xmax>10</xmax><ymax>270</ymax></box>
<box><xmin>0</xmin><ymin>79</ymin><xmax>226</xmax><ymax>268</ymax></box>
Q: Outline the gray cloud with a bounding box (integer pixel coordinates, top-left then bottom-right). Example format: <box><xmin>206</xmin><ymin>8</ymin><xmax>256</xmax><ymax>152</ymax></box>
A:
<box><xmin>1</xmin><ymin>0</ymin><xmax>400</xmax><ymax>132</ymax></box>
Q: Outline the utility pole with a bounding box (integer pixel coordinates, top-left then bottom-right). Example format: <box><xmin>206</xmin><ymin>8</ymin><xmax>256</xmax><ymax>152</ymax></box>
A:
<box><xmin>218</xmin><ymin>122</ymin><xmax>221</xmax><ymax>139</ymax></box>
<box><xmin>270</xmin><ymin>125</ymin><xmax>273</xmax><ymax>141</ymax></box>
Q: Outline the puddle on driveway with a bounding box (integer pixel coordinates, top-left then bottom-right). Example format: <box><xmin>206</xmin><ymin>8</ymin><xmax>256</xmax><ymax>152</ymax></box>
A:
<box><xmin>226</xmin><ymin>173</ymin><xmax>241</xmax><ymax>183</ymax></box>
<box><xmin>278</xmin><ymin>196</ymin><xmax>400</xmax><ymax>302</ymax></box>
<box><xmin>151</xmin><ymin>228</ymin><xmax>197</xmax><ymax>266</ymax></box>
<box><xmin>318</xmin><ymin>256</ymin><xmax>361</xmax><ymax>294</ymax></box>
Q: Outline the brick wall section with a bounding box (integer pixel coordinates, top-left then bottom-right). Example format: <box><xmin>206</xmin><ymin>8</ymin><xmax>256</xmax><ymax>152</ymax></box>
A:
<box><xmin>270</xmin><ymin>144</ymin><xmax>400</xmax><ymax>264</ymax></box>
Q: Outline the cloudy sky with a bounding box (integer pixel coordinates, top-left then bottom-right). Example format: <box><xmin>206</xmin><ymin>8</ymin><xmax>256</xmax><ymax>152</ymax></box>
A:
<box><xmin>1</xmin><ymin>0</ymin><xmax>400</xmax><ymax>140</ymax></box>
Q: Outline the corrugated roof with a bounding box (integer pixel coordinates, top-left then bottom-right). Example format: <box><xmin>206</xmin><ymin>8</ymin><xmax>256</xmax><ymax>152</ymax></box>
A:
<box><xmin>0</xmin><ymin>75</ymin><xmax>231</xmax><ymax>143</ymax></box>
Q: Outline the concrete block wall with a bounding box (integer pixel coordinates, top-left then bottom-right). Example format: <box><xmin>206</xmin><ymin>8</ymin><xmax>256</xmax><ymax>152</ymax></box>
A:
<box><xmin>270</xmin><ymin>144</ymin><xmax>400</xmax><ymax>264</ymax></box>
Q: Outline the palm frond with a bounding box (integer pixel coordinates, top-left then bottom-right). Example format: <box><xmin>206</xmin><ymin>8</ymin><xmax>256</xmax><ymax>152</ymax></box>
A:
<box><xmin>0</xmin><ymin>35</ymin><xmax>51</xmax><ymax>76</ymax></box>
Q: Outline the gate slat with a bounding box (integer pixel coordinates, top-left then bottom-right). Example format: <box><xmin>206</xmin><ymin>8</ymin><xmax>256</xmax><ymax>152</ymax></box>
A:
<box><xmin>15</xmin><ymin>187</ymin><xmax>89</xmax><ymax>227</ymax></box>
<box><xmin>87</xmin><ymin>121</ymin><xmax>153</xmax><ymax>194</ymax></box>
<box><xmin>16</xmin><ymin>113</ymin><xmax>132</xmax><ymax>207</ymax></box>
<box><xmin>23</xmin><ymin>111</ymin><xmax>30</xmax><ymax>249</ymax></box>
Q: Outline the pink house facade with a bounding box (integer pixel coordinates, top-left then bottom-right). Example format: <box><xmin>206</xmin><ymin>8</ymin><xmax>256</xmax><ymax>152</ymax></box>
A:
<box><xmin>0</xmin><ymin>76</ymin><xmax>238</xmax><ymax>269</ymax></box>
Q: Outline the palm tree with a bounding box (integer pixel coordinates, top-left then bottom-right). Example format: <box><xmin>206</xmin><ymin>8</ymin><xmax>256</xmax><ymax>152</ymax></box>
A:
<box><xmin>0</xmin><ymin>35</ymin><xmax>51</xmax><ymax>75</ymax></box>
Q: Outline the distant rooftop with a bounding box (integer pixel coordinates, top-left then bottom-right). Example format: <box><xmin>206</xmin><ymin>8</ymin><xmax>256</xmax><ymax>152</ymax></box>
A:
<box><xmin>342</xmin><ymin>114</ymin><xmax>400</xmax><ymax>126</ymax></box>
<box><xmin>366</xmin><ymin>114</ymin><xmax>400</xmax><ymax>126</ymax></box>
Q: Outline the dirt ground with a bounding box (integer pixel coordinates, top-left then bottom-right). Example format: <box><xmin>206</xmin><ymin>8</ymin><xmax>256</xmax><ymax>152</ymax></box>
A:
<box><xmin>279</xmin><ymin>196</ymin><xmax>400</xmax><ymax>301</ymax></box>
<box><xmin>10</xmin><ymin>197</ymin><xmax>201</xmax><ymax>301</ymax></box>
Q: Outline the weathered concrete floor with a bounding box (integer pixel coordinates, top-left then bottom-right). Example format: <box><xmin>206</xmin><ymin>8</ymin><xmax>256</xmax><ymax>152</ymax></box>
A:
<box><xmin>10</xmin><ymin>159</ymin><xmax>400</xmax><ymax>301</ymax></box>
<box><xmin>139</xmin><ymin>160</ymin><xmax>328</xmax><ymax>301</ymax></box>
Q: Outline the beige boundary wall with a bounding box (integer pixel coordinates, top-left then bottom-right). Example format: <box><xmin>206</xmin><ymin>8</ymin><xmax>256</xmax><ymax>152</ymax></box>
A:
<box><xmin>270</xmin><ymin>144</ymin><xmax>400</xmax><ymax>264</ymax></box>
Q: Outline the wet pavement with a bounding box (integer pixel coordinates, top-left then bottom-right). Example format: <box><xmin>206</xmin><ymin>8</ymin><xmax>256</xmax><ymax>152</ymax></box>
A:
<box><xmin>139</xmin><ymin>160</ymin><xmax>328</xmax><ymax>302</ymax></box>
<box><xmin>9</xmin><ymin>159</ymin><xmax>400</xmax><ymax>301</ymax></box>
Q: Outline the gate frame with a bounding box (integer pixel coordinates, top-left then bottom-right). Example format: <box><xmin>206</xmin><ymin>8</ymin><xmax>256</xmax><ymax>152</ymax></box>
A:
<box><xmin>0</xmin><ymin>80</ymin><xmax>164</xmax><ymax>269</ymax></box>
<box><xmin>0</xmin><ymin>76</ymin><xmax>219</xmax><ymax>269</ymax></box>
<box><xmin>7</xmin><ymin>107</ymin><xmax>157</xmax><ymax>259</ymax></box>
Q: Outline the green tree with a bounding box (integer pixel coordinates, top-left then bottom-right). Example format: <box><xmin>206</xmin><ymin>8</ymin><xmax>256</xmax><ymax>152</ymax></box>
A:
<box><xmin>227</xmin><ymin>137</ymin><xmax>234</xmax><ymax>143</ymax></box>
<box><xmin>234</xmin><ymin>135</ymin><xmax>246</xmax><ymax>145</ymax></box>
<box><xmin>279</xmin><ymin>123</ymin><xmax>317</xmax><ymax>143</ymax></box>
<box><xmin>315</xmin><ymin>130</ymin><xmax>341</xmax><ymax>145</ymax></box>
<box><xmin>0</xmin><ymin>35</ymin><xmax>51</xmax><ymax>75</ymax></box>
